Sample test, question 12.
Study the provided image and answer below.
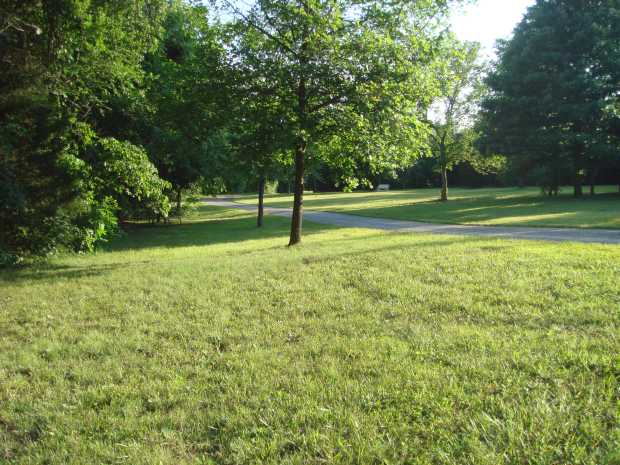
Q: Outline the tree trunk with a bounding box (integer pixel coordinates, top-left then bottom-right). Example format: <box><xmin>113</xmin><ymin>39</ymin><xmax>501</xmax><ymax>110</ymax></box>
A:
<box><xmin>573</xmin><ymin>152</ymin><xmax>583</xmax><ymax>197</ymax></box>
<box><xmin>257</xmin><ymin>175</ymin><xmax>265</xmax><ymax>228</ymax></box>
<box><xmin>574</xmin><ymin>179</ymin><xmax>583</xmax><ymax>197</ymax></box>
<box><xmin>552</xmin><ymin>171</ymin><xmax>560</xmax><ymax>196</ymax></box>
<box><xmin>440</xmin><ymin>166</ymin><xmax>448</xmax><ymax>201</ymax></box>
<box><xmin>288</xmin><ymin>141</ymin><xmax>306</xmax><ymax>246</ymax></box>
<box><xmin>589</xmin><ymin>167</ymin><xmax>597</xmax><ymax>196</ymax></box>
<box><xmin>289</xmin><ymin>71</ymin><xmax>307</xmax><ymax>246</ymax></box>
<box><xmin>573</xmin><ymin>164</ymin><xmax>583</xmax><ymax>197</ymax></box>
<box><xmin>176</xmin><ymin>189</ymin><xmax>182</xmax><ymax>224</ymax></box>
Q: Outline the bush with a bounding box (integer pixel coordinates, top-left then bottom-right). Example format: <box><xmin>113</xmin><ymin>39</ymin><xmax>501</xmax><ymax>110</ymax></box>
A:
<box><xmin>265</xmin><ymin>180</ymin><xmax>279</xmax><ymax>194</ymax></box>
<box><xmin>0</xmin><ymin>122</ymin><xmax>170</xmax><ymax>262</ymax></box>
<box><xmin>67</xmin><ymin>196</ymin><xmax>121</xmax><ymax>252</ymax></box>
<box><xmin>0</xmin><ymin>249</ymin><xmax>21</xmax><ymax>268</ymax></box>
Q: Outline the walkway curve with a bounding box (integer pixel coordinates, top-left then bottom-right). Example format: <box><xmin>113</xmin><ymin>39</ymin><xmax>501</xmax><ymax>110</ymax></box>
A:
<box><xmin>206</xmin><ymin>198</ymin><xmax>620</xmax><ymax>245</ymax></box>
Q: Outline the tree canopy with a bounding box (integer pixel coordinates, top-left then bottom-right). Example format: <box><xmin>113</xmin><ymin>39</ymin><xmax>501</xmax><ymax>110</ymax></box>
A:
<box><xmin>224</xmin><ymin>0</ymin><xmax>457</xmax><ymax>244</ymax></box>
<box><xmin>481</xmin><ymin>0</ymin><xmax>620</xmax><ymax>196</ymax></box>
<box><xmin>427</xmin><ymin>36</ymin><xmax>486</xmax><ymax>201</ymax></box>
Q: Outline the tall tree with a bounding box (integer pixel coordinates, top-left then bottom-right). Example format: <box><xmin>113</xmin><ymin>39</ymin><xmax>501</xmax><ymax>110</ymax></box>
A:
<box><xmin>0</xmin><ymin>0</ymin><xmax>170</xmax><ymax>259</ymax></box>
<box><xmin>481</xmin><ymin>0</ymin><xmax>620</xmax><ymax>196</ymax></box>
<box><xmin>428</xmin><ymin>38</ymin><xmax>484</xmax><ymax>201</ymax></box>
<box><xmin>225</xmin><ymin>0</ymin><xmax>454</xmax><ymax>245</ymax></box>
<box><xmin>144</xmin><ymin>3</ymin><xmax>230</xmax><ymax>221</ymax></box>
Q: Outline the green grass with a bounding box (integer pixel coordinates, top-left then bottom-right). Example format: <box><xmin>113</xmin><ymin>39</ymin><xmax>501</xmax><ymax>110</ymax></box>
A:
<box><xmin>235</xmin><ymin>186</ymin><xmax>620</xmax><ymax>229</ymax></box>
<box><xmin>1</xmin><ymin>205</ymin><xmax>619</xmax><ymax>464</ymax></box>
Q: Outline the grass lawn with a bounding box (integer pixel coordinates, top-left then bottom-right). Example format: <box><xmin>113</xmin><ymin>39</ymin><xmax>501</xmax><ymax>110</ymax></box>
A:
<box><xmin>1</xmin><ymin>205</ymin><xmax>619</xmax><ymax>464</ymax></box>
<box><xmin>235</xmin><ymin>186</ymin><xmax>620</xmax><ymax>229</ymax></box>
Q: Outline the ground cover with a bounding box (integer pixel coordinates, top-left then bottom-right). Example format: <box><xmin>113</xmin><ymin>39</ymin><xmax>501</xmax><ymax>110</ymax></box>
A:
<box><xmin>1</xmin><ymin>205</ymin><xmax>618</xmax><ymax>464</ymax></box>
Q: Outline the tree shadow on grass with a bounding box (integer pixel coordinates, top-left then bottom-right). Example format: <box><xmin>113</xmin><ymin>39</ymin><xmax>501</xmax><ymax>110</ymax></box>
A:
<box><xmin>298</xmin><ymin>233</ymin><xmax>515</xmax><ymax>269</ymax></box>
<box><xmin>0</xmin><ymin>213</ymin><xmax>337</xmax><ymax>283</ymax></box>
<box><xmin>251</xmin><ymin>187</ymin><xmax>536</xmax><ymax>209</ymax></box>
<box><xmin>0</xmin><ymin>203</ymin><xmax>528</xmax><ymax>285</ymax></box>
<box><xmin>108</xmin><ymin>212</ymin><xmax>336</xmax><ymax>252</ymax></box>
<box><xmin>252</xmin><ymin>188</ymin><xmax>620</xmax><ymax>229</ymax></box>
<box><xmin>0</xmin><ymin>262</ymin><xmax>131</xmax><ymax>283</ymax></box>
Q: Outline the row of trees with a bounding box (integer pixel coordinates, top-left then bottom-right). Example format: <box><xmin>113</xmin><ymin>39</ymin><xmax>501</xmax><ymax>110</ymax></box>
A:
<box><xmin>480</xmin><ymin>0</ymin><xmax>620</xmax><ymax>196</ymax></box>
<box><xmin>2</xmin><ymin>0</ymin><xmax>619</xmax><ymax>261</ymax></box>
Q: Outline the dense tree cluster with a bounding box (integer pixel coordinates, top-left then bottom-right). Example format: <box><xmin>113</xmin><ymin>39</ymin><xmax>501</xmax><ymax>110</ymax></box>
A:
<box><xmin>0</xmin><ymin>0</ymin><xmax>231</xmax><ymax>262</ymax></box>
<box><xmin>480</xmin><ymin>0</ymin><xmax>620</xmax><ymax>196</ymax></box>
<box><xmin>1</xmin><ymin>1</ymin><xmax>167</xmax><ymax>261</ymax></box>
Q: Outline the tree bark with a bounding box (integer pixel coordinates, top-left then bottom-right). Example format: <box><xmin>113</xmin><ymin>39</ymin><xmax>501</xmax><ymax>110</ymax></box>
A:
<box><xmin>440</xmin><ymin>166</ymin><xmax>448</xmax><ymax>201</ymax></box>
<box><xmin>552</xmin><ymin>171</ymin><xmax>560</xmax><ymax>196</ymax></box>
<box><xmin>289</xmin><ymin>70</ymin><xmax>307</xmax><ymax>246</ymax></box>
<box><xmin>573</xmin><ymin>152</ymin><xmax>583</xmax><ymax>197</ymax></box>
<box><xmin>257</xmin><ymin>175</ymin><xmax>265</xmax><ymax>228</ymax></box>
<box><xmin>573</xmin><ymin>164</ymin><xmax>583</xmax><ymax>197</ymax></box>
<box><xmin>288</xmin><ymin>141</ymin><xmax>306</xmax><ymax>246</ymax></box>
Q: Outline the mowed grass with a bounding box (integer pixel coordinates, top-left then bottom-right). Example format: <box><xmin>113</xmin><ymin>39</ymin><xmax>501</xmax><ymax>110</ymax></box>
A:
<box><xmin>235</xmin><ymin>186</ymin><xmax>620</xmax><ymax>229</ymax></box>
<box><xmin>1</xmin><ymin>205</ymin><xmax>619</xmax><ymax>464</ymax></box>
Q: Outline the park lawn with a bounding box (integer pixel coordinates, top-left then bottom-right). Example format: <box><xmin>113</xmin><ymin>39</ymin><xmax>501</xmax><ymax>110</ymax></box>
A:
<box><xmin>234</xmin><ymin>185</ymin><xmax>620</xmax><ymax>229</ymax></box>
<box><xmin>1</xmin><ymin>205</ymin><xmax>619</xmax><ymax>465</ymax></box>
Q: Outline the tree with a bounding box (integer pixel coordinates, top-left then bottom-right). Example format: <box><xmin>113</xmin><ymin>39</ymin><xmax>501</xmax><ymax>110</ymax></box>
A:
<box><xmin>231</xmin><ymin>119</ymin><xmax>291</xmax><ymax>227</ymax></box>
<box><xmin>144</xmin><ymin>3</ymin><xmax>230</xmax><ymax>221</ymax></box>
<box><xmin>227</xmin><ymin>28</ymin><xmax>293</xmax><ymax>227</ymax></box>
<box><xmin>481</xmin><ymin>0</ymin><xmax>620</xmax><ymax>197</ymax></box>
<box><xmin>0</xmin><ymin>0</ymin><xmax>170</xmax><ymax>260</ymax></box>
<box><xmin>427</xmin><ymin>38</ymin><xmax>484</xmax><ymax>201</ymax></box>
<box><xmin>224</xmin><ymin>0</ymin><xmax>454</xmax><ymax>245</ymax></box>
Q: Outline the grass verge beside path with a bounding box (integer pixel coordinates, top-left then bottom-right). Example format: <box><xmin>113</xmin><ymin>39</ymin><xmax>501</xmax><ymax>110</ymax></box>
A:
<box><xmin>235</xmin><ymin>186</ymin><xmax>620</xmax><ymax>229</ymax></box>
<box><xmin>1</xmin><ymin>205</ymin><xmax>619</xmax><ymax>464</ymax></box>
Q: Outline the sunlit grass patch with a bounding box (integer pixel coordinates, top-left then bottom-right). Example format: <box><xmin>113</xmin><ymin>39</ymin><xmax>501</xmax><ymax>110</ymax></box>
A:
<box><xmin>1</xmin><ymin>206</ymin><xmax>618</xmax><ymax>464</ymax></box>
<box><xmin>234</xmin><ymin>186</ymin><xmax>620</xmax><ymax>229</ymax></box>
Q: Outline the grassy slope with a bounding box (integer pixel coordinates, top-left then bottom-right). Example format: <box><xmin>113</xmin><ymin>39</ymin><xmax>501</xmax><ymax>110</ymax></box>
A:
<box><xmin>1</xmin><ymin>206</ymin><xmax>619</xmax><ymax>464</ymax></box>
<box><xmin>235</xmin><ymin>186</ymin><xmax>620</xmax><ymax>229</ymax></box>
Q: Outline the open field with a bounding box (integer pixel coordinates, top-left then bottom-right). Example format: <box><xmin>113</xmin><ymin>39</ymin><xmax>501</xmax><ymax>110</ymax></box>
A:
<box><xmin>235</xmin><ymin>186</ymin><xmax>620</xmax><ymax>229</ymax></box>
<box><xmin>1</xmin><ymin>205</ymin><xmax>619</xmax><ymax>464</ymax></box>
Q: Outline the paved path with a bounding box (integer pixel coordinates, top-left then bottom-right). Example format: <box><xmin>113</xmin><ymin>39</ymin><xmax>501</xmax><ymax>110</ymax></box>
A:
<box><xmin>206</xmin><ymin>198</ymin><xmax>620</xmax><ymax>245</ymax></box>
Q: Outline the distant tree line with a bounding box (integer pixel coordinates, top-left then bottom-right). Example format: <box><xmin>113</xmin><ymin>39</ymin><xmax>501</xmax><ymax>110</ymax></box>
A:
<box><xmin>479</xmin><ymin>0</ymin><xmax>620</xmax><ymax>196</ymax></box>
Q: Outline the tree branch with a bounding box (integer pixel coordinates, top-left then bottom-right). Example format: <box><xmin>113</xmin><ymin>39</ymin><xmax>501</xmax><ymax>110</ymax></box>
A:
<box><xmin>308</xmin><ymin>94</ymin><xmax>346</xmax><ymax>113</ymax></box>
<box><xmin>221</xmin><ymin>0</ymin><xmax>299</xmax><ymax>58</ymax></box>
